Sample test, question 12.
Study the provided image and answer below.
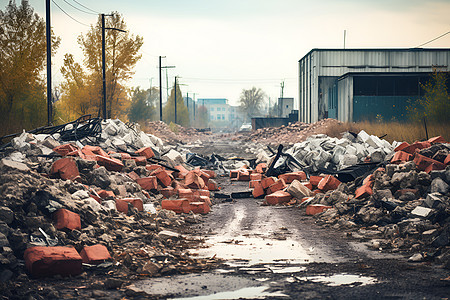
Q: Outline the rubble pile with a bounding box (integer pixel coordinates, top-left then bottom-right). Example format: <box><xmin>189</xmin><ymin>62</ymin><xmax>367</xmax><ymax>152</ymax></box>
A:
<box><xmin>0</xmin><ymin>118</ymin><xmax>222</xmax><ymax>294</ymax></box>
<box><xmin>230</xmin><ymin>134</ymin><xmax>450</xmax><ymax>266</ymax></box>
<box><xmin>238</xmin><ymin>118</ymin><xmax>343</xmax><ymax>145</ymax></box>
<box><xmin>145</xmin><ymin>121</ymin><xmax>211</xmax><ymax>144</ymax></box>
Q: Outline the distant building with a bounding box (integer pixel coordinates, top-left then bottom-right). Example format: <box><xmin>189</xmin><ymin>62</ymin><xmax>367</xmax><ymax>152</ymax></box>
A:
<box><xmin>277</xmin><ymin>97</ymin><xmax>294</xmax><ymax>117</ymax></box>
<box><xmin>196</xmin><ymin>98</ymin><xmax>245</xmax><ymax>130</ymax></box>
<box><xmin>298</xmin><ymin>48</ymin><xmax>450</xmax><ymax>123</ymax></box>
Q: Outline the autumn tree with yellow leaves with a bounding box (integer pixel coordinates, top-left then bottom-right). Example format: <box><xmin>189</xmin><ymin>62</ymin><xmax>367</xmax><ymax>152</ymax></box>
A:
<box><xmin>0</xmin><ymin>0</ymin><xmax>60</xmax><ymax>135</ymax></box>
<box><xmin>57</xmin><ymin>13</ymin><xmax>143</xmax><ymax>122</ymax></box>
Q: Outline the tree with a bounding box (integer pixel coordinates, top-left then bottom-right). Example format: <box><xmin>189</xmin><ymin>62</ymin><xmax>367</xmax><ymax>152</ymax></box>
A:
<box><xmin>407</xmin><ymin>70</ymin><xmax>450</xmax><ymax>123</ymax></box>
<box><xmin>192</xmin><ymin>105</ymin><xmax>208</xmax><ymax>128</ymax></box>
<box><xmin>163</xmin><ymin>82</ymin><xmax>189</xmax><ymax>127</ymax></box>
<box><xmin>239</xmin><ymin>87</ymin><xmax>266</xmax><ymax>121</ymax></box>
<box><xmin>57</xmin><ymin>12</ymin><xmax>143</xmax><ymax>122</ymax></box>
<box><xmin>128</xmin><ymin>86</ymin><xmax>158</xmax><ymax>123</ymax></box>
<box><xmin>0</xmin><ymin>0</ymin><xmax>60</xmax><ymax>135</ymax></box>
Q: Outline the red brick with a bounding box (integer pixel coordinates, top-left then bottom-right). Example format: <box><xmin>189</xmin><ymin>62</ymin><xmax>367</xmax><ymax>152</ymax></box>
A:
<box><xmin>313</xmin><ymin>189</ymin><xmax>323</xmax><ymax>195</ymax></box>
<box><xmin>192</xmin><ymin>195</ymin><xmax>212</xmax><ymax>206</ymax></box>
<box><xmin>24</xmin><ymin>246</ymin><xmax>82</xmax><ymax>277</ymax></box>
<box><xmin>80</xmin><ymin>244</ymin><xmax>111</xmax><ymax>265</ymax></box>
<box><xmin>355</xmin><ymin>184</ymin><xmax>373</xmax><ymax>199</ymax></box>
<box><xmin>120</xmin><ymin>198</ymin><xmax>144</xmax><ymax>211</ymax></box>
<box><xmin>196</xmin><ymin>189</ymin><xmax>210</xmax><ymax>197</ymax></box>
<box><xmin>391</xmin><ymin>151</ymin><xmax>412</xmax><ymax>164</ymax></box>
<box><xmin>278</xmin><ymin>171</ymin><xmax>307</xmax><ymax>184</ymax></box>
<box><xmin>174</xmin><ymin>165</ymin><xmax>189</xmax><ymax>178</ymax></box>
<box><xmin>317</xmin><ymin>175</ymin><xmax>341</xmax><ymax>192</ymax></box>
<box><xmin>82</xmin><ymin>145</ymin><xmax>109</xmax><ymax>158</ymax></box>
<box><xmin>98</xmin><ymin>190</ymin><xmax>115</xmax><ymax>199</ymax></box>
<box><xmin>267</xmin><ymin>178</ymin><xmax>287</xmax><ymax>194</ymax></box>
<box><xmin>161</xmin><ymin>186</ymin><xmax>176</xmax><ymax>198</ymax></box>
<box><xmin>128</xmin><ymin>171</ymin><xmax>140</xmax><ymax>181</ymax></box>
<box><xmin>152</xmin><ymin>168</ymin><xmax>173</xmax><ymax>187</ymax></box>
<box><xmin>237</xmin><ymin>170</ymin><xmax>251</xmax><ymax>181</ymax></box>
<box><xmin>115</xmin><ymin>199</ymin><xmax>129</xmax><ymax>214</ymax></box>
<box><xmin>402</xmin><ymin>141</ymin><xmax>431</xmax><ymax>154</ymax></box>
<box><xmin>198</xmin><ymin>170</ymin><xmax>211</xmax><ymax>184</ymax></box>
<box><xmin>362</xmin><ymin>174</ymin><xmax>374</xmax><ymax>186</ymax></box>
<box><xmin>261</xmin><ymin>177</ymin><xmax>277</xmax><ymax>189</ymax></box>
<box><xmin>203</xmin><ymin>170</ymin><xmax>216</xmax><ymax>179</ymax></box>
<box><xmin>53</xmin><ymin>209</ymin><xmax>81</xmax><ymax>231</ymax></box>
<box><xmin>178</xmin><ymin>188</ymin><xmax>194</xmax><ymax>200</ymax></box>
<box><xmin>413</xmin><ymin>153</ymin><xmax>445</xmax><ymax>172</ymax></box>
<box><xmin>90</xmin><ymin>194</ymin><xmax>102</xmax><ymax>204</ymax></box>
<box><xmin>252</xmin><ymin>181</ymin><xmax>265</xmax><ymax>198</ymax></box>
<box><xmin>53</xmin><ymin>144</ymin><xmax>80</xmax><ymax>157</ymax></box>
<box><xmin>161</xmin><ymin>199</ymin><xmax>191</xmax><ymax>214</ymax></box>
<box><xmin>249</xmin><ymin>180</ymin><xmax>260</xmax><ymax>189</ymax></box>
<box><xmin>185</xmin><ymin>171</ymin><xmax>205</xmax><ymax>189</ymax></box>
<box><xmin>428</xmin><ymin>136</ymin><xmax>447</xmax><ymax>144</ymax></box>
<box><xmin>306</xmin><ymin>204</ymin><xmax>332</xmax><ymax>215</ymax></box>
<box><xmin>136</xmin><ymin>176</ymin><xmax>158</xmax><ymax>191</ymax></box>
<box><xmin>265</xmin><ymin>190</ymin><xmax>292</xmax><ymax>205</ymax></box>
<box><xmin>207</xmin><ymin>179</ymin><xmax>219</xmax><ymax>191</ymax></box>
<box><xmin>50</xmin><ymin>157</ymin><xmax>81</xmax><ymax>182</ymax></box>
<box><xmin>255</xmin><ymin>163</ymin><xmax>267</xmax><ymax>174</ymax></box>
<box><xmin>132</xmin><ymin>156</ymin><xmax>147</xmax><ymax>166</ymax></box>
<box><xmin>119</xmin><ymin>153</ymin><xmax>132</xmax><ymax>160</ymax></box>
<box><xmin>309</xmin><ymin>176</ymin><xmax>324</xmax><ymax>187</ymax></box>
<box><xmin>96</xmin><ymin>155</ymin><xmax>123</xmax><ymax>172</ymax></box>
<box><xmin>146</xmin><ymin>164</ymin><xmax>162</xmax><ymax>172</ymax></box>
<box><xmin>302</xmin><ymin>182</ymin><xmax>313</xmax><ymax>191</ymax></box>
<box><xmin>250</xmin><ymin>173</ymin><xmax>263</xmax><ymax>181</ymax></box>
<box><xmin>187</xmin><ymin>202</ymin><xmax>211</xmax><ymax>214</ymax></box>
<box><xmin>445</xmin><ymin>154</ymin><xmax>450</xmax><ymax>165</ymax></box>
<box><xmin>135</xmin><ymin>147</ymin><xmax>155</xmax><ymax>159</ymax></box>
<box><xmin>394</xmin><ymin>141</ymin><xmax>410</xmax><ymax>152</ymax></box>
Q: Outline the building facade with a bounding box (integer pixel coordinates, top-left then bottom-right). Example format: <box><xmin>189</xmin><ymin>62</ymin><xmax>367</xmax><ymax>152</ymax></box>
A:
<box><xmin>196</xmin><ymin>98</ymin><xmax>245</xmax><ymax>130</ymax></box>
<box><xmin>298</xmin><ymin>48</ymin><xmax>450</xmax><ymax>123</ymax></box>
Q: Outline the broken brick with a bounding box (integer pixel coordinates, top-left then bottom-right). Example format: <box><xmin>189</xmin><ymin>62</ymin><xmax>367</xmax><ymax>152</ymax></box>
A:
<box><xmin>445</xmin><ymin>154</ymin><xmax>450</xmax><ymax>165</ymax></box>
<box><xmin>428</xmin><ymin>136</ymin><xmax>447</xmax><ymax>144</ymax></box>
<box><xmin>203</xmin><ymin>170</ymin><xmax>216</xmax><ymax>179</ymax></box>
<box><xmin>119</xmin><ymin>153</ymin><xmax>132</xmax><ymax>160</ymax></box>
<box><xmin>152</xmin><ymin>168</ymin><xmax>173</xmax><ymax>187</ymax></box>
<box><xmin>255</xmin><ymin>163</ymin><xmax>267</xmax><ymax>174</ymax></box>
<box><xmin>237</xmin><ymin>170</ymin><xmax>251</xmax><ymax>181</ymax></box>
<box><xmin>261</xmin><ymin>177</ymin><xmax>277</xmax><ymax>189</ymax></box>
<box><xmin>265</xmin><ymin>190</ymin><xmax>292</xmax><ymax>205</ymax></box>
<box><xmin>115</xmin><ymin>199</ymin><xmax>129</xmax><ymax>214</ymax></box>
<box><xmin>394</xmin><ymin>141</ymin><xmax>410</xmax><ymax>152</ymax></box>
<box><xmin>80</xmin><ymin>244</ymin><xmax>111</xmax><ymax>265</ymax></box>
<box><xmin>317</xmin><ymin>175</ymin><xmax>341</xmax><ymax>192</ymax></box>
<box><xmin>413</xmin><ymin>153</ymin><xmax>445</xmax><ymax>172</ymax></box>
<box><xmin>302</xmin><ymin>182</ymin><xmax>313</xmax><ymax>191</ymax></box>
<box><xmin>120</xmin><ymin>198</ymin><xmax>144</xmax><ymax>211</ymax></box>
<box><xmin>132</xmin><ymin>156</ymin><xmax>148</xmax><ymax>166</ymax></box>
<box><xmin>309</xmin><ymin>176</ymin><xmax>324</xmax><ymax>187</ymax></box>
<box><xmin>187</xmin><ymin>202</ymin><xmax>210</xmax><ymax>214</ymax></box>
<box><xmin>53</xmin><ymin>144</ymin><xmax>80</xmax><ymax>157</ymax></box>
<box><xmin>252</xmin><ymin>181</ymin><xmax>265</xmax><ymax>198</ymax></box>
<box><xmin>197</xmin><ymin>169</ymin><xmax>211</xmax><ymax>184</ymax></box>
<box><xmin>178</xmin><ymin>188</ymin><xmax>194</xmax><ymax>200</ymax></box>
<box><xmin>146</xmin><ymin>164</ymin><xmax>162</xmax><ymax>172</ymax></box>
<box><xmin>98</xmin><ymin>190</ymin><xmax>115</xmax><ymax>199</ymax></box>
<box><xmin>136</xmin><ymin>176</ymin><xmax>158</xmax><ymax>191</ymax></box>
<box><xmin>402</xmin><ymin>141</ymin><xmax>431</xmax><ymax>154</ymax></box>
<box><xmin>250</xmin><ymin>173</ymin><xmax>263</xmax><ymax>181</ymax></box>
<box><xmin>249</xmin><ymin>180</ymin><xmax>260</xmax><ymax>189</ymax></box>
<box><xmin>207</xmin><ymin>179</ymin><xmax>219</xmax><ymax>191</ymax></box>
<box><xmin>230</xmin><ymin>170</ymin><xmax>239</xmax><ymax>179</ymax></box>
<box><xmin>136</xmin><ymin>147</ymin><xmax>155</xmax><ymax>159</ymax></box>
<box><xmin>24</xmin><ymin>246</ymin><xmax>82</xmax><ymax>278</ymax></box>
<box><xmin>391</xmin><ymin>151</ymin><xmax>412</xmax><ymax>164</ymax></box>
<box><xmin>355</xmin><ymin>184</ymin><xmax>373</xmax><ymax>199</ymax></box>
<box><xmin>50</xmin><ymin>157</ymin><xmax>81</xmax><ymax>182</ymax></box>
<box><xmin>161</xmin><ymin>199</ymin><xmax>191</xmax><ymax>214</ymax></box>
<box><xmin>161</xmin><ymin>186</ymin><xmax>176</xmax><ymax>198</ymax></box>
<box><xmin>53</xmin><ymin>209</ymin><xmax>81</xmax><ymax>231</ymax></box>
<box><xmin>96</xmin><ymin>155</ymin><xmax>124</xmax><ymax>172</ymax></box>
<box><xmin>185</xmin><ymin>171</ymin><xmax>205</xmax><ymax>189</ymax></box>
<box><xmin>82</xmin><ymin>145</ymin><xmax>109</xmax><ymax>158</ymax></box>
<box><xmin>267</xmin><ymin>178</ymin><xmax>287</xmax><ymax>194</ymax></box>
<box><xmin>278</xmin><ymin>171</ymin><xmax>307</xmax><ymax>184</ymax></box>
<box><xmin>127</xmin><ymin>171</ymin><xmax>140</xmax><ymax>181</ymax></box>
<box><xmin>306</xmin><ymin>204</ymin><xmax>332</xmax><ymax>215</ymax></box>
<box><xmin>174</xmin><ymin>165</ymin><xmax>189</xmax><ymax>178</ymax></box>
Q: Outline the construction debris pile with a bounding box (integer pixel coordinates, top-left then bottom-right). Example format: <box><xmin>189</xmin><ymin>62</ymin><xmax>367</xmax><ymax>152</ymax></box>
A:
<box><xmin>0</xmin><ymin>118</ymin><xmax>221</xmax><ymax>297</ymax></box>
<box><xmin>145</xmin><ymin>121</ymin><xmax>211</xmax><ymax>145</ymax></box>
<box><xmin>230</xmin><ymin>133</ymin><xmax>450</xmax><ymax>267</ymax></box>
<box><xmin>237</xmin><ymin>118</ymin><xmax>344</xmax><ymax>145</ymax></box>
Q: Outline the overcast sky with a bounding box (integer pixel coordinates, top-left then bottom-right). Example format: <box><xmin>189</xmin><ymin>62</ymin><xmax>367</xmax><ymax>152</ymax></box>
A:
<box><xmin>26</xmin><ymin>0</ymin><xmax>450</xmax><ymax>107</ymax></box>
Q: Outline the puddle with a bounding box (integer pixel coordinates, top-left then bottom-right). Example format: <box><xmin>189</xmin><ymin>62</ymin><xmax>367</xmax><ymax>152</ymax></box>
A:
<box><xmin>174</xmin><ymin>286</ymin><xmax>289</xmax><ymax>299</ymax></box>
<box><xmin>267</xmin><ymin>265</ymin><xmax>306</xmax><ymax>274</ymax></box>
<box><xmin>297</xmin><ymin>273</ymin><xmax>378</xmax><ymax>286</ymax></box>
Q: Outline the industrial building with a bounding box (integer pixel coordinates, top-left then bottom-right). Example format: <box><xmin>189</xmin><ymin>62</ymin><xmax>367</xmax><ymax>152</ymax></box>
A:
<box><xmin>298</xmin><ymin>48</ymin><xmax>450</xmax><ymax>123</ymax></box>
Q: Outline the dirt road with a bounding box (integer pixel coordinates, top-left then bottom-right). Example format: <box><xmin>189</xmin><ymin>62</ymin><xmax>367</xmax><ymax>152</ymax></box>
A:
<box><xmin>134</xmin><ymin>178</ymin><xmax>450</xmax><ymax>299</ymax></box>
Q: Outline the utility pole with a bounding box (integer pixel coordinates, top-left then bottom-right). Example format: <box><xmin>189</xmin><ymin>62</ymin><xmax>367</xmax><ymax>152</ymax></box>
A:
<box><xmin>186</xmin><ymin>92</ymin><xmax>189</xmax><ymax>113</ymax></box>
<box><xmin>280</xmin><ymin>81</ymin><xmax>285</xmax><ymax>117</ymax></box>
<box><xmin>101</xmin><ymin>13</ymin><xmax>126</xmax><ymax>119</ymax></box>
<box><xmin>46</xmin><ymin>0</ymin><xmax>52</xmax><ymax>125</ymax></box>
<box><xmin>174</xmin><ymin>76</ymin><xmax>177</xmax><ymax>124</ymax></box>
<box><xmin>159</xmin><ymin>58</ymin><xmax>175</xmax><ymax>121</ymax></box>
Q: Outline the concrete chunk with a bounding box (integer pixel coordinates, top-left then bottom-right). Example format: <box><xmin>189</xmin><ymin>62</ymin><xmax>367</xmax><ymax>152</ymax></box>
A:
<box><xmin>287</xmin><ymin>179</ymin><xmax>312</xmax><ymax>199</ymax></box>
<box><xmin>411</xmin><ymin>206</ymin><xmax>433</xmax><ymax>218</ymax></box>
<box><xmin>0</xmin><ymin>158</ymin><xmax>30</xmax><ymax>172</ymax></box>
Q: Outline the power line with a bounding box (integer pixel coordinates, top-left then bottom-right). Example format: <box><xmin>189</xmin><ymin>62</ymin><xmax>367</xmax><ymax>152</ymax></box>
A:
<box><xmin>71</xmin><ymin>0</ymin><xmax>100</xmax><ymax>14</ymax></box>
<box><xmin>51</xmin><ymin>0</ymin><xmax>90</xmax><ymax>26</ymax></box>
<box><xmin>62</xmin><ymin>0</ymin><xmax>97</xmax><ymax>15</ymax></box>
<box><xmin>415</xmin><ymin>30</ymin><xmax>450</xmax><ymax>48</ymax></box>
<box><xmin>183</xmin><ymin>77</ymin><xmax>296</xmax><ymax>82</ymax></box>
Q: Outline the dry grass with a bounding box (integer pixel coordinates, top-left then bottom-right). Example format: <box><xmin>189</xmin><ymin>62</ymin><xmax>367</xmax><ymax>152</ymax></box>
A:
<box><xmin>326</xmin><ymin>121</ymin><xmax>450</xmax><ymax>143</ymax></box>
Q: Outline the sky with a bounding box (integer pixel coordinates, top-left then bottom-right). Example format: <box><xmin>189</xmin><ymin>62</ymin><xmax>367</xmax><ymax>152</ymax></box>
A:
<box><xmin>23</xmin><ymin>0</ymin><xmax>450</xmax><ymax>107</ymax></box>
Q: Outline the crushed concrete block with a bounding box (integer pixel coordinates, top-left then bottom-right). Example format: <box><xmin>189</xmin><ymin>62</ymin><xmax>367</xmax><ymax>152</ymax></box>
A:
<box><xmin>411</xmin><ymin>206</ymin><xmax>433</xmax><ymax>218</ymax></box>
<box><xmin>163</xmin><ymin>149</ymin><xmax>184</xmax><ymax>165</ymax></box>
<box><xmin>0</xmin><ymin>207</ymin><xmax>14</xmax><ymax>225</ymax></box>
<box><xmin>430</xmin><ymin>178</ymin><xmax>449</xmax><ymax>194</ymax></box>
<box><xmin>24</xmin><ymin>246</ymin><xmax>82</xmax><ymax>277</ymax></box>
<box><xmin>0</xmin><ymin>158</ymin><xmax>30</xmax><ymax>172</ymax></box>
<box><xmin>287</xmin><ymin>179</ymin><xmax>312</xmax><ymax>199</ymax></box>
<box><xmin>158</xmin><ymin>230</ymin><xmax>181</xmax><ymax>240</ymax></box>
